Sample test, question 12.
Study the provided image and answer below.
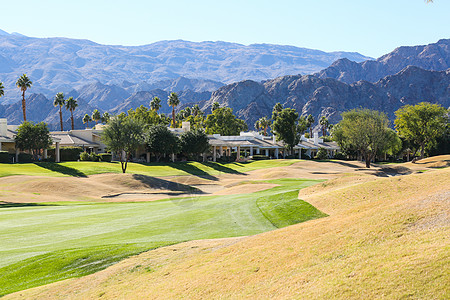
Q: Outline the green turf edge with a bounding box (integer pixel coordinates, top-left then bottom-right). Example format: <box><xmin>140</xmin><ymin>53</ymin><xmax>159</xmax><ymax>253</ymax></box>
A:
<box><xmin>256</xmin><ymin>190</ymin><xmax>328</xmax><ymax>228</ymax></box>
<box><xmin>0</xmin><ymin>242</ymin><xmax>176</xmax><ymax>297</ymax></box>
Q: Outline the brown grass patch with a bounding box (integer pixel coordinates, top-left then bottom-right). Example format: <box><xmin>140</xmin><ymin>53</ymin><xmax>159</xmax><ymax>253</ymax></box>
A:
<box><xmin>7</xmin><ymin>166</ymin><xmax>449</xmax><ymax>299</ymax></box>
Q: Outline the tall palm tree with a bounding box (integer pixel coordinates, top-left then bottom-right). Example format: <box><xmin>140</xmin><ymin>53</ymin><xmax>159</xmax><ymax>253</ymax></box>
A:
<box><xmin>319</xmin><ymin>116</ymin><xmax>329</xmax><ymax>137</ymax></box>
<box><xmin>82</xmin><ymin>114</ymin><xmax>92</xmax><ymax>128</ymax></box>
<box><xmin>53</xmin><ymin>92</ymin><xmax>66</xmax><ymax>131</ymax></box>
<box><xmin>16</xmin><ymin>74</ymin><xmax>32</xmax><ymax>122</ymax></box>
<box><xmin>192</xmin><ymin>104</ymin><xmax>201</xmax><ymax>117</ymax></box>
<box><xmin>101</xmin><ymin>112</ymin><xmax>110</xmax><ymax>124</ymax></box>
<box><xmin>212</xmin><ymin>102</ymin><xmax>220</xmax><ymax>112</ymax></box>
<box><xmin>306</xmin><ymin>114</ymin><xmax>315</xmax><ymax>137</ymax></box>
<box><xmin>150</xmin><ymin>96</ymin><xmax>162</xmax><ymax>113</ymax></box>
<box><xmin>167</xmin><ymin>92</ymin><xmax>180</xmax><ymax>128</ymax></box>
<box><xmin>92</xmin><ymin>109</ymin><xmax>101</xmax><ymax>125</ymax></box>
<box><xmin>65</xmin><ymin>97</ymin><xmax>78</xmax><ymax>130</ymax></box>
<box><xmin>255</xmin><ymin>116</ymin><xmax>270</xmax><ymax>136</ymax></box>
<box><xmin>0</xmin><ymin>82</ymin><xmax>4</xmax><ymax>98</ymax></box>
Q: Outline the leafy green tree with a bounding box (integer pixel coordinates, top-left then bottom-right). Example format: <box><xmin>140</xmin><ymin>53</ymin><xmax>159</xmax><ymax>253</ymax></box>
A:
<box><xmin>378</xmin><ymin>128</ymin><xmax>402</xmax><ymax>158</ymax></box>
<box><xmin>150</xmin><ymin>96</ymin><xmax>162</xmax><ymax>113</ymax></box>
<box><xmin>167</xmin><ymin>92</ymin><xmax>180</xmax><ymax>128</ymax></box>
<box><xmin>319</xmin><ymin>116</ymin><xmax>329</xmax><ymax>136</ymax></box>
<box><xmin>82</xmin><ymin>114</ymin><xmax>92</xmax><ymax>128</ymax></box>
<box><xmin>65</xmin><ymin>97</ymin><xmax>78</xmax><ymax>130</ymax></box>
<box><xmin>53</xmin><ymin>92</ymin><xmax>66</xmax><ymax>131</ymax></box>
<box><xmin>101</xmin><ymin>116</ymin><xmax>145</xmax><ymax>173</ymax></box>
<box><xmin>0</xmin><ymin>82</ymin><xmax>4</xmax><ymax>98</ymax></box>
<box><xmin>101</xmin><ymin>112</ymin><xmax>111</xmax><ymax>124</ymax></box>
<box><xmin>145</xmin><ymin>125</ymin><xmax>180</xmax><ymax>162</ymax></box>
<box><xmin>15</xmin><ymin>121</ymin><xmax>52</xmax><ymax>160</ymax></box>
<box><xmin>211</xmin><ymin>102</ymin><xmax>220</xmax><ymax>112</ymax></box>
<box><xmin>272</xmin><ymin>102</ymin><xmax>283</xmax><ymax>121</ymax></box>
<box><xmin>298</xmin><ymin>116</ymin><xmax>308</xmax><ymax>135</ymax></box>
<box><xmin>306</xmin><ymin>114</ymin><xmax>315</xmax><ymax>137</ymax></box>
<box><xmin>16</xmin><ymin>74</ymin><xmax>32</xmax><ymax>122</ymax></box>
<box><xmin>205</xmin><ymin>107</ymin><xmax>248</xmax><ymax>135</ymax></box>
<box><xmin>272</xmin><ymin>108</ymin><xmax>301</xmax><ymax>153</ymax></box>
<box><xmin>184</xmin><ymin>114</ymin><xmax>205</xmax><ymax>130</ymax></box>
<box><xmin>92</xmin><ymin>109</ymin><xmax>101</xmax><ymax>125</ymax></box>
<box><xmin>127</xmin><ymin>105</ymin><xmax>161</xmax><ymax>127</ymax></box>
<box><xmin>180</xmin><ymin>129</ymin><xmax>210</xmax><ymax>160</ymax></box>
<box><xmin>394</xmin><ymin>102</ymin><xmax>448</xmax><ymax>159</ymax></box>
<box><xmin>334</xmin><ymin>108</ymin><xmax>391</xmax><ymax>168</ymax></box>
<box><xmin>255</xmin><ymin>116</ymin><xmax>270</xmax><ymax>136</ymax></box>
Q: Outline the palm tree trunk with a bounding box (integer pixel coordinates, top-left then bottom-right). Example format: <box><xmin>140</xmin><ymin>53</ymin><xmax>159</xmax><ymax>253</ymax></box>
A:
<box><xmin>172</xmin><ymin>106</ymin><xmax>176</xmax><ymax>128</ymax></box>
<box><xmin>21</xmin><ymin>91</ymin><xmax>27</xmax><ymax>121</ymax></box>
<box><xmin>59</xmin><ymin>106</ymin><xmax>64</xmax><ymax>131</ymax></box>
<box><xmin>71</xmin><ymin>110</ymin><xmax>74</xmax><ymax>130</ymax></box>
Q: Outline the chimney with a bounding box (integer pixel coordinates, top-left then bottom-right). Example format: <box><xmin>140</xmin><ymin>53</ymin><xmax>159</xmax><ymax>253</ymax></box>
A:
<box><xmin>313</xmin><ymin>132</ymin><xmax>319</xmax><ymax>145</ymax></box>
<box><xmin>0</xmin><ymin>119</ymin><xmax>7</xmax><ymax>136</ymax></box>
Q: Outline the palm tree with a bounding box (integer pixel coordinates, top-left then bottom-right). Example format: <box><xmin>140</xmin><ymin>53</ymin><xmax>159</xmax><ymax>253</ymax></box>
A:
<box><xmin>167</xmin><ymin>92</ymin><xmax>180</xmax><ymax>128</ymax></box>
<box><xmin>16</xmin><ymin>74</ymin><xmax>32</xmax><ymax>122</ymax></box>
<box><xmin>192</xmin><ymin>104</ymin><xmax>201</xmax><ymax>117</ymax></box>
<box><xmin>92</xmin><ymin>109</ymin><xmax>101</xmax><ymax>125</ymax></box>
<box><xmin>82</xmin><ymin>114</ymin><xmax>92</xmax><ymax>128</ymax></box>
<box><xmin>0</xmin><ymin>82</ymin><xmax>4</xmax><ymax>98</ymax></box>
<box><xmin>150</xmin><ymin>96</ymin><xmax>162</xmax><ymax>113</ymax></box>
<box><xmin>101</xmin><ymin>112</ymin><xmax>110</xmax><ymax>124</ymax></box>
<box><xmin>306</xmin><ymin>114</ymin><xmax>315</xmax><ymax>137</ymax></box>
<box><xmin>319</xmin><ymin>116</ymin><xmax>329</xmax><ymax>137</ymax></box>
<box><xmin>53</xmin><ymin>92</ymin><xmax>66</xmax><ymax>131</ymax></box>
<box><xmin>255</xmin><ymin>116</ymin><xmax>270</xmax><ymax>136</ymax></box>
<box><xmin>212</xmin><ymin>102</ymin><xmax>220</xmax><ymax>112</ymax></box>
<box><xmin>65</xmin><ymin>97</ymin><xmax>78</xmax><ymax>130</ymax></box>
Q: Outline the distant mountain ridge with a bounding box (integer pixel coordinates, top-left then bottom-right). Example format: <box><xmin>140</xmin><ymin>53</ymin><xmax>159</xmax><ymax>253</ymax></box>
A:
<box><xmin>315</xmin><ymin>39</ymin><xmax>449</xmax><ymax>83</ymax></box>
<box><xmin>0</xmin><ymin>31</ymin><xmax>371</xmax><ymax>104</ymax></box>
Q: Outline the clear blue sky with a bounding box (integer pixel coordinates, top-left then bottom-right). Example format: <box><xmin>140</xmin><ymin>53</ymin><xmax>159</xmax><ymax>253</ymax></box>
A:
<box><xmin>0</xmin><ymin>0</ymin><xmax>448</xmax><ymax>58</ymax></box>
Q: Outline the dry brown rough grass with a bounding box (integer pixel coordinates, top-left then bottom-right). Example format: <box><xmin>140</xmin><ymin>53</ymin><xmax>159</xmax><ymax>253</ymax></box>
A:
<box><xmin>5</xmin><ymin>156</ymin><xmax>450</xmax><ymax>299</ymax></box>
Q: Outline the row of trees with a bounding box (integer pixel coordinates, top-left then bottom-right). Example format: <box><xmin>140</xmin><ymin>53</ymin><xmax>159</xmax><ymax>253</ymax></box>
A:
<box><xmin>102</xmin><ymin>115</ymin><xmax>210</xmax><ymax>173</ymax></box>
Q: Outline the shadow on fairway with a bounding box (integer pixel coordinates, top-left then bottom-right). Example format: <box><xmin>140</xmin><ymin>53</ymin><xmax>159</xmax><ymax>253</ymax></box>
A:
<box><xmin>0</xmin><ymin>202</ymin><xmax>57</xmax><ymax>208</ymax></box>
<box><xmin>131</xmin><ymin>174</ymin><xmax>204</xmax><ymax>193</ymax></box>
<box><xmin>34</xmin><ymin>162</ymin><xmax>87</xmax><ymax>177</ymax></box>
<box><xmin>328</xmin><ymin>160</ymin><xmax>364</xmax><ymax>169</ymax></box>
<box><xmin>204</xmin><ymin>162</ymin><xmax>245</xmax><ymax>175</ymax></box>
<box><xmin>167</xmin><ymin>162</ymin><xmax>219</xmax><ymax>181</ymax></box>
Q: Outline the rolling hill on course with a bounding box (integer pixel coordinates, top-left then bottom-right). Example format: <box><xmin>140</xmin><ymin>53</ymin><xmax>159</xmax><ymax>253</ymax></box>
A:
<box><xmin>1</xmin><ymin>156</ymin><xmax>449</xmax><ymax>298</ymax></box>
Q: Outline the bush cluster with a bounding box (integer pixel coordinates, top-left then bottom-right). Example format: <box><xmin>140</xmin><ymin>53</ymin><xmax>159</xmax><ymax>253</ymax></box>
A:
<box><xmin>0</xmin><ymin>151</ymin><xmax>11</xmax><ymax>163</ymax></box>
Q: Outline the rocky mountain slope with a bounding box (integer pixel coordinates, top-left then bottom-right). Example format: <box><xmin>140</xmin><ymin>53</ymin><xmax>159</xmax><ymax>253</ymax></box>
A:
<box><xmin>203</xmin><ymin>66</ymin><xmax>449</xmax><ymax>128</ymax></box>
<box><xmin>315</xmin><ymin>39</ymin><xmax>449</xmax><ymax>83</ymax></box>
<box><xmin>0</xmin><ymin>31</ymin><xmax>371</xmax><ymax>104</ymax></box>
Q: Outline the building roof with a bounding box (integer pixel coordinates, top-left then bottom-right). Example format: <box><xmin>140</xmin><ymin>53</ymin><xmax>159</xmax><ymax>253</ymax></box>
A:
<box><xmin>51</xmin><ymin>132</ymin><xmax>100</xmax><ymax>147</ymax></box>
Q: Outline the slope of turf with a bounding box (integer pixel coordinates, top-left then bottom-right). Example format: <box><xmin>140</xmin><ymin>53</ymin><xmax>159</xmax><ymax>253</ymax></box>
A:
<box><xmin>0</xmin><ymin>178</ymin><xmax>322</xmax><ymax>296</ymax></box>
<box><xmin>0</xmin><ymin>160</ymin><xmax>296</xmax><ymax>178</ymax></box>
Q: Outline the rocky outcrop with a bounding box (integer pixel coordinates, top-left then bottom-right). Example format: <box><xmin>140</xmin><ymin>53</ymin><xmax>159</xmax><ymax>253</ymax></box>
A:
<box><xmin>315</xmin><ymin>39</ymin><xmax>449</xmax><ymax>83</ymax></box>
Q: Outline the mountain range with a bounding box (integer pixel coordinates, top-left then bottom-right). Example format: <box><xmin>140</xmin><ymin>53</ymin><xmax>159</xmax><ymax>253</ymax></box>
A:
<box><xmin>0</xmin><ymin>30</ymin><xmax>371</xmax><ymax>104</ymax></box>
<box><xmin>0</xmin><ymin>33</ymin><xmax>448</xmax><ymax>131</ymax></box>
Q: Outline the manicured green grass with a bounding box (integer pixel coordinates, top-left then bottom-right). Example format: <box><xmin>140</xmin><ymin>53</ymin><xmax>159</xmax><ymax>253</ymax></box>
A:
<box><xmin>0</xmin><ymin>177</ymin><xmax>322</xmax><ymax>296</ymax></box>
<box><xmin>0</xmin><ymin>160</ymin><xmax>297</xmax><ymax>178</ymax></box>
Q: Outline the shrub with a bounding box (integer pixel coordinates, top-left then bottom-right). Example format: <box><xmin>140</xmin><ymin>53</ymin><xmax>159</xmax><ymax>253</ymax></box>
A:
<box><xmin>90</xmin><ymin>153</ymin><xmax>100</xmax><ymax>162</ymax></box>
<box><xmin>79</xmin><ymin>152</ymin><xmax>90</xmax><ymax>161</ymax></box>
<box><xmin>18</xmin><ymin>153</ymin><xmax>33</xmax><ymax>163</ymax></box>
<box><xmin>99</xmin><ymin>153</ymin><xmax>112</xmax><ymax>162</ymax></box>
<box><xmin>315</xmin><ymin>147</ymin><xmax>328</xmax><ymax>160</ymax></box>
<box><xmin>0</xmin><ymin>151</ymin><xmax>11</xmax><ymax>163</ymax></box>
<box><xmin>47</xmin><ymin>147</ymin><xmax>84</xmax><ymax>162</ymax></box>
<box><xmin>334</xmin><ymin>152</ymin><xmax>347</xmax><ymax>160</ymax></box>
<box><xmin>252</xmin><ymin>155</ymin><xmax>269</xmax><ymax>160</ymax></box>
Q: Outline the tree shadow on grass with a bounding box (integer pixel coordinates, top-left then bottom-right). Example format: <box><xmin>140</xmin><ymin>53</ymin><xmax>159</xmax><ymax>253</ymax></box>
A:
<box><xmin>328</xmin><ymin>160</ymin><xmax>365</xmax><ymax>169</ymax></box>
<box><xmin>34</xmin><ymin>162</ymin><xmax>87</xmax><ymax>178</ymax></box>
<box><xmin>204</xmin><ymin>162</ymin><xmax>246</xmax><ymax>175</ymax></box>
<box><xmin>0</xmin><ymin>202</ymin><xmax>57</xmax><ymax>208</ymax></box>
<box><xmin>166</xmin><ymin>162</ymin><xmax>219</xmax><ymax>181</ymax></box>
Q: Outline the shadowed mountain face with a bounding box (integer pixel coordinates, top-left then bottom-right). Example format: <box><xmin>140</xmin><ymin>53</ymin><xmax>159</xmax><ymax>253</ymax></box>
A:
<box><xmin>315</xmin><ymin>39</ymin><xmax>449</xmax><ymax>83</ymax></box>
<box><xmin>0</xmin><ymin>33</ymin><xmax>371</xmax><ymax>104</ymax></box>
<box><xmin>202</xmin><ymin>66</ymin><xmax>449</xmax><ymax>129</ymax></box>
